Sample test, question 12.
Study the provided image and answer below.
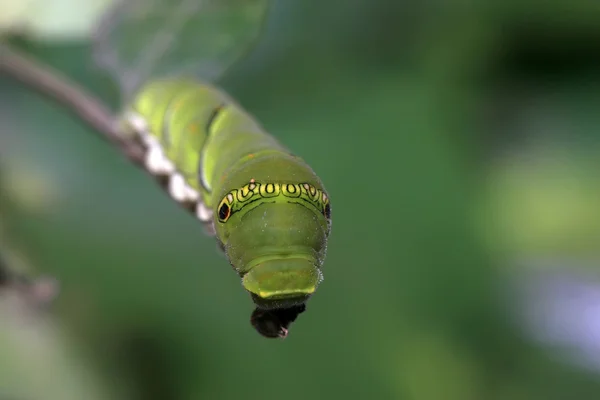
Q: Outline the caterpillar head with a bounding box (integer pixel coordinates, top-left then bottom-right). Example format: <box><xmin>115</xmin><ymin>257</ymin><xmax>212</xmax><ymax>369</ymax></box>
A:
<box><xmin>214</xmin><ymin>179</ymin><xmax>331</xmax><ymax>337</ymax></box>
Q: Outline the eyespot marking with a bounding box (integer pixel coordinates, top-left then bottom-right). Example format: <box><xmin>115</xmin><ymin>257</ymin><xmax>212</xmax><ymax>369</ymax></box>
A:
<box><xmin>218</xmin><ymin>202</ymin><xmax>231</xmax><ymax>221</ymax></box>
<box><xmin>216</xmin><ymin>181</ymin><xmax>331</xmax><ymax>224</ymax></box>
<box><xmin>260</xmin><ymin>183</ymin><xmax>279</xmax><ymax>198</ymax></box>
<box><xmin>282</xmin><ymin>183</ymin><xmax>301</xmax><ymax>198</ymax></box>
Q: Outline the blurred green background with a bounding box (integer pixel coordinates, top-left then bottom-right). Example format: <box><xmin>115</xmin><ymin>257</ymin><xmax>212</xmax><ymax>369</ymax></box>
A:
<box><xmin>2</xmin><ymin>1</ymin><xmax>600</xmax><ymax>399</ymax></box>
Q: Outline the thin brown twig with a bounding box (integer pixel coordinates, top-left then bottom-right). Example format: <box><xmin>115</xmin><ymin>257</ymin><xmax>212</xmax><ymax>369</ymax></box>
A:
<box><xmin>0</xmin><ymin>43</ymin><xmax>145</xmax><ymax>164</ymax></box>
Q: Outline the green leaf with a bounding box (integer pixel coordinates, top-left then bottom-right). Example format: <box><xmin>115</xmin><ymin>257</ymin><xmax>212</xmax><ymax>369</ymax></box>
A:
<box><xmin>93</xmin><ymin>0</ymin><xmax>270</xmax><ymax>99</ymax></box>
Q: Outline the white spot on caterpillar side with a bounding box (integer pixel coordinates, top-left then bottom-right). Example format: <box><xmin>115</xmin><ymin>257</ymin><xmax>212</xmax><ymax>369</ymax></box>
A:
<box><xmin>125</xmin><ymin>111</ymin><xmax>148</xmax><ymax>134</ymax></box>
<box><xmin>138</xmin><ymin>130</ymin><xmax>163</xmax><ymax>151</ymax></box>
<box><xmin>196</xmin><ymin>202</ymin><xmax>213</xmax><ymax>222</ymax></box>
<box><xmin>168</xmin><ymin>173</ymin><xmax>187</xmax><ymax>202</ymax></box>
<box><xmin>183</xmin><ymin>184</ymin><xmax>199</xmax><ymax>202</ymax></box>
<box><xmin>125</xmin><ymin>111</ymin><xmax>161</xmax><ymax>149</ymax></box>
<box><xmin>145</xmin><ymin>144</ymin><xmax>175</xmax><ymax>175</ymax></box>
<box><xmin>168</xmin><ymin>173</ymin><xmax>200</xmax><ymax>203</ymax></box>
<box><xmin>123</xmin><ymin>112</ymin><xmax>173</xmax><ymax>175</ymax></box>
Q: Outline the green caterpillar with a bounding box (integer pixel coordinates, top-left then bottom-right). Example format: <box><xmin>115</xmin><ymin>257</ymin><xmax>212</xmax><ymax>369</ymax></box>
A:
<box><xmin>121</xmin><ymin>79</ymin><xmax>331</xmax><ymax>336</ymax></box>
<box><xmin>95</xmin><ymin>0</ymin><xmax>332</xmax><ymax>337</ymax></box>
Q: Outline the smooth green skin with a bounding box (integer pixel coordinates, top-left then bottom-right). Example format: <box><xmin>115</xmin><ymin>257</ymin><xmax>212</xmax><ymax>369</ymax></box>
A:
<box><xmin>128</xmin><ymin>78</ymin><xmax>331</xmax><ymax>307</ymax></box>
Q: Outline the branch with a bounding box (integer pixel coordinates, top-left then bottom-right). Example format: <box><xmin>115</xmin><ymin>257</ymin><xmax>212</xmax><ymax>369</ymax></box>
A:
<box><xmin>0</xmin><ymin>43</ymin><xmax>149</xmax><ymax>303</ymax></box>
<box><xmin>0</xmin><ymin>154</ymin><xmax>58</xmax><ymax>308</ymax></box>
<box><xmin>0</xmin><ymin>204</ymin><xmax>59</xmax><ymax>309</ymax></box>
<box><xmin>0</xmin><ymin>43</ymin><xmax>145</xmax><ymax>164</ymax></box>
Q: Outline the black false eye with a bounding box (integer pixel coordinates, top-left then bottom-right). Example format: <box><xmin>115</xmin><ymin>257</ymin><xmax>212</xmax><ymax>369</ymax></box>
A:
<box><xmin>324</xmin><ymin>203</ymin><xmax>331</xmax><ymax>219</ymax></box>
<box><xmin>218</xmin><ymin>202</ymin><xmax>231</xmax><ymax>222</ymax></box>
